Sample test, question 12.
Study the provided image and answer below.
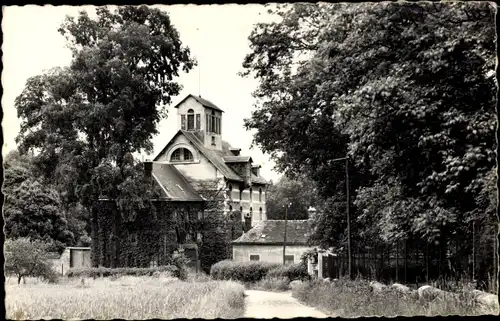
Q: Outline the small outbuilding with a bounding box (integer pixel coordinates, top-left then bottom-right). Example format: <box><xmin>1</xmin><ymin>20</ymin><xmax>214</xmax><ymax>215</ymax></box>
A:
<box><xmin>231</xmin><ymin>220</ymin><xmax>312</xmax><ymax>264</ymax></box>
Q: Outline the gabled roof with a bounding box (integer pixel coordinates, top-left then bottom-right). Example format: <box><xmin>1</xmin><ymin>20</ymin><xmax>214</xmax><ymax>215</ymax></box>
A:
<box><xmin>181</xmin><ymin>131</ymin><xmax>243</xmax><ymax>182</ymax></box>
<box><xmin>174</xmin><ymin>94</ymin><xmax>224</xmax><ymax>113</ymax></box>
<box><xmin>223</xmin><ymin>156</ymin><xmax>253</xmax><ymax>163</ymax></box>
<box><xmin>232</xmin><ymin>220</ymin><xmax>311</xmax><ymax>245</ymax></box>
<box><xmin>152</xmin><ymin>162</ymin><xmax>204</xmax><ymax>201</ymax></box>
<box><xmin>153</xmin><ymin>130</ymin><xmax>270</xmax><ymax>185</ymax></box>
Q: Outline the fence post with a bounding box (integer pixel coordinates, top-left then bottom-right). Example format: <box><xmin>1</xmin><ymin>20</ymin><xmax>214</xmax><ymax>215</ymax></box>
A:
<box><xmin>396</xmin><ymin>240</ymin><xmax>399</xmax><ymax>282</ymax></box>
<box><xmin>426</xmin><ymin>242</ymin><xmax>429</xmax><ymax>283</ymax></box>
<box><xmin>404</xmin><ymin>239</ymin><xmax>407</xmax><ymax>283</ymax></box>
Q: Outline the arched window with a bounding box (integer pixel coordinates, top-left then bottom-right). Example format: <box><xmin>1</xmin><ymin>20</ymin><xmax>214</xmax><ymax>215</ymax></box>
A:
<box><xmin>187</xmin><ymin>109</ymin><xmax>195</xmax><ymax>130</ymax></box>
<box><xmin>184</xmin><ymin>148</ymin><xmax>193</xmax><ymax>161</ymax></box>
<box><xmin>259</xmin><ymin>188</ymin><xmax>262</xmax><ymax>202</ymax></box>
<box><xmin>171</xmin><ymin>149</ymin><xmax>182</xmax><ymax>161</ymax></box>
<box><xmin>249</xmin><ymin>187</ymin><xmax>253</xmax><ymax>201</ymax></box>
<box><xmin>239</xmin><ymin>189</ymin><xmax>243</xmax><ymax>201</ymax></box>
<box><xmin>259</xmin><ymin>207</ymin><xmax>263</xmax><ymax>220</ymax></box>
<box><xmin>171</xmin><ymin>148</ymin><xmax>194</xmax><ymax>162</ymax></box>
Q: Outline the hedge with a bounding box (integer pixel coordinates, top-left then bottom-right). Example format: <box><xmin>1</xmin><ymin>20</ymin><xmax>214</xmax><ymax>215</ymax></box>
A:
<box><xmin>67</xmin><ymin>265</ymin><xmax>180</xmax><ymax>278</ymax></box>
<box><xmin>210</xmin><ymin>260</ymin><xmax>281</xmax><ymax>283</ymax></box>
<box><xmin>266</xmin><ymin>263</ymin><xmax>310</xmax><ymax>281</ymax></box>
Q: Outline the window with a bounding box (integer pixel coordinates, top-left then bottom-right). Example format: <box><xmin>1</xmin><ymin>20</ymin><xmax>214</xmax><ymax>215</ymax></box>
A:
<box><xmin>181</xmin><ymin>115</ymin><xmax>186</xmax><ymax>130</ymax></box>
<box><xmin>211</xmin><ymin>111</ymin><xmax>216</xmax><ymax>133</ymax></box>
<box><xmin>284</xmin><ymin>255</ymin><xmax>294</xmax><ymax>264</ymax></box>
<box><xmin>259</xmin><ymin>188</ymin><xmax>262</xmax><ymax>202</ymax></box>
<box><xmin>187</xmin><ymin>109</ymin><xmax>195</xmax><ymax>130</ymax></box>
<box><xmin>171</xmin><ymin>148</ymin><xmax>194</xmax><ymax>162</ymax></box>
<box><xmin>229</xmin><ymin>205</ymin><xmax>233</xmax><ymax>212</ymax></box>
<box><xmin>211</xmin><ymin>136</ymin><xmax>216</xmax><ymax>146</ymax></box>
<box><xmin>249</xmin><ymin>207</ymin><xmax>253</xmax><ymax>214</ymax></box>
<box><xmin>249</xmin><ymin>187</ymin><xmax>253</xmax><ymax>201</ymax></box>
<box><xmin>184</xmin><ymin>148</ymin><xmax>193</xmax><ymax>161</ymax></box>
<box><xmin>171</xmin><ymin>149</ymin><xmax>181</xmax><ymax>161</ymax></box>
<box><xmin>239</xmin><ymin>189</ymin><xmax>243</xmax><ymax>200</ymax></box>
<box><xmin>250</xmin><ymin>254</ymin><xmax>260</xmax><ymax>261</ymax></box>
<box><xmin>259</xmin><ymin>207</ymin><xmax>263</xmax><ymax>220</ymax></box>
<box><xmin>196</xmin><ymin>114</ymin><xmax>201</xmax><ymax>130</ymax></box>
<box><xmin>206</xmin><ymin>114</ymin><xmax>210</xmax><ymax>133</ymax></box>
<box><xmin>227</xmin><ymin>184</ymin><xmax>232</xmax><ymax>199</ymax></box>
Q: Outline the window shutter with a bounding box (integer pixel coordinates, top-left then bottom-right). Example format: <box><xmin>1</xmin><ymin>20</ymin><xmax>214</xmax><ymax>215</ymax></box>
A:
<box><xmin>196</xmin><ymin>114</ymin><xmax>201</xmax><ymax>130</ymax></box>
<box><xmin>181</xmin><ymin>115</ymin><xmax>186</xmax><ymax>130</ymax></box>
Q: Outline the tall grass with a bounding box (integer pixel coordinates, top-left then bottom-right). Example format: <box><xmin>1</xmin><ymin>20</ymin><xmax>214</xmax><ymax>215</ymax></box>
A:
<box><xmin>292</xmin><ymin>277</ymin><xmax>494</xmax><ymax>317</ymax></box>
<box><xmin>5</xmin><ymin>274</ymin><xmax>245</xmax><ymax>319</ymax></box>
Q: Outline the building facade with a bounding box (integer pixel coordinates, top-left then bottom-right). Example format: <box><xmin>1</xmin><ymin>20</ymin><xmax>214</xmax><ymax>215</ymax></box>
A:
<box><xmin>93</xmin><ymin>94</ymin><xmax>270</xmax><ymax>269</ymax></box>
<box><xmin>232</xmin><ymin>220</ymin><xmax>313</xmax><ymax>265</ymax></box>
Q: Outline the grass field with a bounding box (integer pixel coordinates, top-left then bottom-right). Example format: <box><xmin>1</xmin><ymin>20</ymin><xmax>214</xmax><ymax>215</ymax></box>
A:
<box><xmin>5</xmin><ymin>273</ymin><xmax>245</xmax><ymax>320</ymax></box>
<box><xmin>292</xmin><ymin>278</ymin><xmax>497</xmax><ymax>317</ymax></box>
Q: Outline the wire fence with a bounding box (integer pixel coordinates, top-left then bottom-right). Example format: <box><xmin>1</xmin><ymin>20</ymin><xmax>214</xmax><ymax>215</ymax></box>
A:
<box><xmin>322</xmin><ymin>225</ymin><xmax>498</xmax><ymax>293</ymax></box>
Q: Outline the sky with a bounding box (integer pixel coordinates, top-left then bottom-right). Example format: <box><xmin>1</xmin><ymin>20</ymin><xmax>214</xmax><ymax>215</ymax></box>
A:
<box><xmin>2</xmin><ymin>4</ymin><xmax>282</xmax><ymax>183</ymax></box>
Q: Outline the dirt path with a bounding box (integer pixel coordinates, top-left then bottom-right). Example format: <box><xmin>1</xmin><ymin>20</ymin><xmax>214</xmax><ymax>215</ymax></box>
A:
<box><xmin>244</xmin><ymin>290</ymin><xmax>328</xmax><ymax>319</ymax></box>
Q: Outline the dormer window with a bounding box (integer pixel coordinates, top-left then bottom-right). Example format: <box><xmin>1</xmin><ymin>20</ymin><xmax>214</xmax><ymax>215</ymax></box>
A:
<box><xmin>187</xmin><ymin>109</ymin><xmax>195</xmax><ymax>130</ymax></box>
<box><xmin>171</xmin><ymin>148</ymin><xmax>194</xmax><ymax>163</ymax></box>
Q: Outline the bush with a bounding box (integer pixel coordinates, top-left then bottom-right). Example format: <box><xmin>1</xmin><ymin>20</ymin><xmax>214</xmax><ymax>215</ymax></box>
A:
<box><xmin>292</xmin><ymin>278</ymin><xmax>486</xmax><ymax>317</ymax></box>
<box><xmin>170</xmin><ymin>249</ymin><xmax>191</xmax><ymax>280</ymax></box>
<box><xmin>267</xmin><ymin>262</ymin><xmax>310</xmax><ymax>281</ymax></box>
<box><xmin>4</xmin><ymin>238</ymin><xmax>59</xmax><ymax>284</ymax></box>
<box><xmin>67</xmin><ymin>265</ymin><xmax>179</xmax><ymax>278</ymax></box>
<box><xmin>210</xmin><ymin>260</ymin><xmax>281</xmax><ymax>283</ymax></box>
<box><xmin>254</xmin><ymin>276</ymin><xmax>291</xmax><ymax>292</ymax></box>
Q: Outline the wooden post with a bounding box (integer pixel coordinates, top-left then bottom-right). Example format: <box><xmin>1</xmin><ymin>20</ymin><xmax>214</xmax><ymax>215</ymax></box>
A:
<box><xmin>346</xmin><ymin>158</ymin><xmax>353</xmax><ymax>280</ymax></box>
<box><xmin>426</xmin><ymin>242</ymin><xmax>429</xmax><ymax>283</ymax></box>
<box><xmin>396</xmin><ymin>241</ymin><xmax>399</xmax><ymax>282</ymax></box>
<box><xmin>404</xmin><ymin>239</ymin><xmax>407</xmax><ymax>283</ymax></box>
<box><xmin>283</xmin><ymin>204</ymin><xmax>289</xmax><ymax>265</ymax></box>
<box><xmin>472</xmin><ymin>220</ymin><xmax>475</xmax><ymax>281</ymax></box>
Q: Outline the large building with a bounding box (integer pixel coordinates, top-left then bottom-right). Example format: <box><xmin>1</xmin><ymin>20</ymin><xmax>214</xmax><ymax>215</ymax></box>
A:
<box><xmin>93</xmin><ymin>94</ymin><xmax>270</xmax><ymax>269</ymax></box>
<box><xmin>153</xmin><ymin>94</ymin><xmax>269</xmax><ymax>226</ymax></box>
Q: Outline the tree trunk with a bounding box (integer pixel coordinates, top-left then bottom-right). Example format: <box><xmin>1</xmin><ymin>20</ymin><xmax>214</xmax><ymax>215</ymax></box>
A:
<box><xmin>17</xmin><ymin>275</ymin><xmax>22</xmax><ymax>285</ymax></box>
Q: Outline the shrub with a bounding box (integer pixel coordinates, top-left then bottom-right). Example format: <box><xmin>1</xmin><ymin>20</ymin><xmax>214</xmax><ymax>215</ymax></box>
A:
<box><xmin>4</xmin><ymin>238</ymin><xmax>59</xmax><ymax>284</ymax></box>
<box><xmin>67</xmin><ymin>265</ymin><xmax>179</xmax><ymax>278</ymax></box>
<box><xmin>254</xmin><ymin>276</ymin><xmax>291</xmax><ymax>292</ymax></box>
<box><xmin>292</xmin><ymin>278</ymin><xmax>487</xmax><ymax>317</ymax></box>
<box><xmin>170</xmin><ymin>249</ymin><xmax>191</xmax><ymax>280</ymax></box>
<box><xmin>267</xmin><ymin>262</ymin><xmax>310</xmax><ymax>281</ymax></box>
<box><xmin>210</xmin><ymin>260</ymin><xmax>281</xmax><ymax>283</ymax></box>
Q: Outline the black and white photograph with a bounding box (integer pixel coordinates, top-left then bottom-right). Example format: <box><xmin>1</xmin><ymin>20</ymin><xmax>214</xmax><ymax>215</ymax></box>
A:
<box><xmin>2</xmin><ymin>2</ymin><xmax>499</xmax><ymax>319</ymax></box>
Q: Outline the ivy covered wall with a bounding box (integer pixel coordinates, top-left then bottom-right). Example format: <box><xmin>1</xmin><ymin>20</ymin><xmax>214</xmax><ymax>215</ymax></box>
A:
<box><xmin>94</xmin><ymin>200</ymin><xmax>204</xmax><ymax>268</ymax></box>
<box><xmin>93</xmin><ymin>178</ymin><xmax>246</xmax><ymax>271</ymax></box>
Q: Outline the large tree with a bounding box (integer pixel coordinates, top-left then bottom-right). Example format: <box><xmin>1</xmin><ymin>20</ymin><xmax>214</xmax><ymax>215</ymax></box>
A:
<box><xmin>265</xmin><ymin>175</ymin><xmax>319</xmax><ymax>220</ymax></box>
<box><xmin>241</xmin><ymin>2</ymin><xmax>496</xmax><ymax>277</ymax></box>
<box><xmin>15</xmin><ymin>6</ymin><xmax>195</xmax><ymax>261</ymax></box>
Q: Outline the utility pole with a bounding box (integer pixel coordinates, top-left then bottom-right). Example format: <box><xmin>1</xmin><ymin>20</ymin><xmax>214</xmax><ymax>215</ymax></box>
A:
<box><xmin>330</xmin><ymin>156</ymin><xmax>353</xmax><ymax>280</ymax></box>
<box><xmin>283</xmin><ymin>202</ymin><xmax>291</xmax><ymax>265</ymax></box>
<box><xmin>346</xmin><ymin>157</ymin><xmax>352</xmax><ymax>280</ymax></box>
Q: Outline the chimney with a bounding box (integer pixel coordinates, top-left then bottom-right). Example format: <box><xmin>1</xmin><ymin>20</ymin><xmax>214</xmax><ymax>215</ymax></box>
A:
<box><xmin>251</xmin><ymin>165</ymin><xmax>261</xmax><ymax>177</ymax></box>
<box><xmin>244</xmin><ymin>162</ymin><xmax>252</xmax><ymax>188</ymax></box>
<box><xmin>229</xmin><ymin>148</ymin><xmax>241</xmax><ymax>156</ymax></box>
<box><xmin>144</xmin><ymin>160</ymin><xmax>153</xmax><ymax>178</ymax></box>
<box><xmin>244</xmin><ymin>216</ymin><xmax>252</xmax><ymax>232</ymax></box>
